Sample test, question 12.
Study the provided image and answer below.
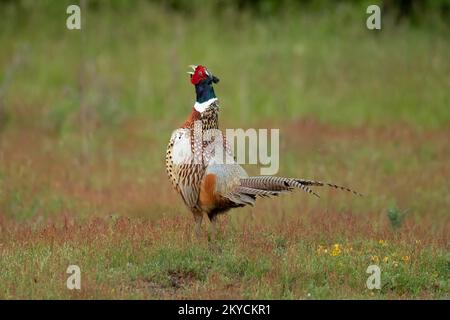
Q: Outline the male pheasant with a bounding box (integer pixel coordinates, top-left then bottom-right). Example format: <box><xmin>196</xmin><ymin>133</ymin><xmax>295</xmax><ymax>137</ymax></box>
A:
<box><xmin>166</xmin><ymin>65</ymin><xmax>361</xmax><ymax>238</ymax></box>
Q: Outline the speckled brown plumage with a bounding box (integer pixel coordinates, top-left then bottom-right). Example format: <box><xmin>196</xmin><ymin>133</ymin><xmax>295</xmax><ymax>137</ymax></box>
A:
<box><xmin>166</xmin><ymin>65</ymin><xmax>361</xmax><ymax>238</ymax></box>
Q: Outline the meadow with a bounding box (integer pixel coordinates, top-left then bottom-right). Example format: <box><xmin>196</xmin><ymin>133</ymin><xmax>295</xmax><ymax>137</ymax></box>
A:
<box><xmin>0</xmin><ymin>1</ymin><xmax>448</xmax><ymax>299</ymax></box>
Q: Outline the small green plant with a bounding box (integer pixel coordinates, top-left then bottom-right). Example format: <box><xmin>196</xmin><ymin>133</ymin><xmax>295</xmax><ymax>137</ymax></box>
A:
<box><xmin>387</xmin><ymin>206</ymin><xmax>406</xmax><ymax>230</ymax></box>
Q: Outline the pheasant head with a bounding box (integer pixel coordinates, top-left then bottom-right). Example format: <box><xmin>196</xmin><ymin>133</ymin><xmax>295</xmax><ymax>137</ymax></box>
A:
<box><xmin>187</xmin><ymin>65</ymin><xmax>220</xmax><ymax>113</ymax></box>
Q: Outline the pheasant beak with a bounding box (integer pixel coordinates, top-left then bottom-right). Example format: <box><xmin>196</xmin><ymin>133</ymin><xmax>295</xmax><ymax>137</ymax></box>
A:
<box><xmin>186</xmin><ymin>65</ymin><xmax>219</xmax><ymax>84</ymax></box>
<box><xmin>187</xmin><ymin>65</ymin><xmax>197</xmax><ymax>76</ymax></box>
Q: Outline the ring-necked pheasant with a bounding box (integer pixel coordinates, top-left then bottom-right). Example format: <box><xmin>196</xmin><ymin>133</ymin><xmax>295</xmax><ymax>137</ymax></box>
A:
<box><xmin>166</xmin><ymin>65</ymin><xmax>361</xmax><ymax>238</ymax></box>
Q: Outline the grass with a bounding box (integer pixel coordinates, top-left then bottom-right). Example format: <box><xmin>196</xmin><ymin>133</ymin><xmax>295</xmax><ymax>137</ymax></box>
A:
<box><xmin>0</xmin><ymin>215</ymin><xmax>448</xmax><ymax>299</ymax></box>
<box><xmin>0</xmin><ymin>1</ymin><xmax>449</xmax><ymax>299</ymax></box>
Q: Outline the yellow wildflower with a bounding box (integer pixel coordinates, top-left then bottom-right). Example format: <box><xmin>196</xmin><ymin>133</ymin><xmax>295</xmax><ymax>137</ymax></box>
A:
<box><xmin>383</xmin><ymin>256</ymin><xmax>389</xmax><ymax>263</ymax></box>
<box><xmin>378</xmin><ymin>239</ymin><xmax>387</xmax><ymax>247</ymax></box>
<box><xmin>371</xmin><ymin>255</ymin><xmax>379</xmax><ymax>263</ymax></box>
<box><xmin>402</xmin><ymin>255</ymin><xmax>410</xmax><ymax>263</ymax></box>
<box><xmin>330</xmin><ymin>244</ymin><xmax>342</xmax><ymax>257</ymax></box>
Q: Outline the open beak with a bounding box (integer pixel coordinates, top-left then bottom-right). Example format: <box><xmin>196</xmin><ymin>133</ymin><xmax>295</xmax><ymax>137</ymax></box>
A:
<box><xmin>186</xmin><ymin>65</ymin><xmax>196</xmax><ymax>77</ymax></box>
<box><xmin>186</xmin><ymin>65</ymin><xmax>220</xmax><ymax>83</ymax></box>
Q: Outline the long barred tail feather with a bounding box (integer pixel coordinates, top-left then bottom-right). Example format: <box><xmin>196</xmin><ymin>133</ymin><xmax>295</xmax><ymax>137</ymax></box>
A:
<box><xmin>234</xmin><ymin>186</ymin><xmax>282</xmax><ymax>198</ymax></box>
<box><xmin>292</xmin><ymin>178</ymin><xmax>363</xmax><ymax>197</ymax></box>
<box><xmin>239</xmin><ymin>176</ymin><xmax>321</xmax><ymax>198</ymax></box>
<box><xmin>239</xmin><ymin>176</ymin><xmax>362</xmax><ymax>198</ymax></box>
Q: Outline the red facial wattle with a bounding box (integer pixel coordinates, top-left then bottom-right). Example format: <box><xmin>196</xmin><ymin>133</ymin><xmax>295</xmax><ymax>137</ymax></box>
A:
<box><xmin>190</xmin><ymin>65</ymin><xmax>209</xmax><ymax>85</ymax></box>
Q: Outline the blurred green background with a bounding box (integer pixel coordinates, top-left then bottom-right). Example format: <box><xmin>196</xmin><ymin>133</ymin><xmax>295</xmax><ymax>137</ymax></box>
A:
<box><xmin>0</xmin><ymin>0</ymin><xmax>449</xmax><ymax>134</ymax></box>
